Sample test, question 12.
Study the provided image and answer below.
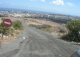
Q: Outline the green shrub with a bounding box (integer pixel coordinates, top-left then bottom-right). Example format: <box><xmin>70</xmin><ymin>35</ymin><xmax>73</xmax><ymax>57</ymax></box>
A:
<box><xmin>4</xmin><ymin>28</ymin><xmax>10</xmax><ymax>35</ymax></box>
<box><xmin>40</xmin><ymin>24</ymin><xmax>52</xmax><ymax>33</ymax></box>
<box><xmin>66</xmin><ymin>20</ymin><xmax>80</xmax><ymax>42</ymax></box>
<box><xmin>0</xmin><ymin>23</ymin><xmax>4</xmax><ymax>33</ymax></box>
<box><xmin>0</xmin><ymin>23</ymin><xmax>10</xmax><ymax>35</ymax></box>
<box><xmin>0</xmin><ymin>18</ymin><xmax>24</xmax><ymax>36</ymax></box>
<box><xmin>13</xmin><ymin>20</ymin><xmax>23</xmax><ymax>30</ymax></box>
<box><xmin>29</xmin><ymin>24</ymin><xmax>36</xmax><ymax>27</ymax></box>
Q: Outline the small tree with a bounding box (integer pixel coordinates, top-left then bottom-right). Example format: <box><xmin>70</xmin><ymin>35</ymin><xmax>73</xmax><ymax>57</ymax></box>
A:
<box><xmin>66</xmin><ymin>20</ymin><xmax>80</xmax><ymax>42</ymax></box>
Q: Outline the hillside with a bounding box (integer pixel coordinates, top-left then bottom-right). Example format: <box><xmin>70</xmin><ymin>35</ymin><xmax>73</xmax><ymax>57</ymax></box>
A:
<box><xmin>24</xmin><ymin>18</ymin><xmax>68</xmax><ymax>36</ymax></box>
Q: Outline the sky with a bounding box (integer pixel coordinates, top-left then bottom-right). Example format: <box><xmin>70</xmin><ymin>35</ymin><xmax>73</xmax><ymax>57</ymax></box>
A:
<box><xmin>0</xmin><ymin>0</ymin><xmax>80</xmax><ymax>16</ymax></box>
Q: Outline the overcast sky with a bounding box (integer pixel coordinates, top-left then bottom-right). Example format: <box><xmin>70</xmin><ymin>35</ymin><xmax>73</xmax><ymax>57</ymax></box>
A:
<box><xmin>0</xmin><ymin>0</ymin><xmax>80</xmax><ymax>16</ymax></box>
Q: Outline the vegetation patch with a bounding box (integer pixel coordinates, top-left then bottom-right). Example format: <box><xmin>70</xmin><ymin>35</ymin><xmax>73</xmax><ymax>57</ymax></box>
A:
<box><xmin>61</xmin><ymin>20</ymin><xmax>80</xmax><ymax>42</ymax></box>
<box><xmin>0</xmin><ymin>18</ymin><xmax>24</xmax><ymax>45</ymax></box>
<box><xmin>29</xmin><ymin>24</ymin><xmax>53</xmax><ymax>33</ymax></box>
<box><xmin>13</xmin><ymin>20</ymin><xmax>24</xmax><ymax>30</ymax></box>
<box><xmin>0</xmin><ymin>18</ymin><xmax>24</xmax><ymax>35</ymax></box>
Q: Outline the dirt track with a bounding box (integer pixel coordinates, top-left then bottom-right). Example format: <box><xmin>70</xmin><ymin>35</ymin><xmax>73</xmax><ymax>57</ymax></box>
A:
<box><xmin>0</xmin><ymin>19</ymin><xmax>79</xmax><ymax>57</ymax></box>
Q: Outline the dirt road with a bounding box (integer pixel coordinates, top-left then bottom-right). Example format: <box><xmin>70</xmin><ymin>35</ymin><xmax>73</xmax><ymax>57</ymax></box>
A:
<box><xmin>0</xmin><ymin>19</ymin><xmax>79</xmax><ymax>57</ymax></box>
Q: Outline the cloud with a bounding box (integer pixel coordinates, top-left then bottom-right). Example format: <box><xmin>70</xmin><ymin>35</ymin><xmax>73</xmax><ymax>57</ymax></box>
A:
<box><xmin>41</xmin><ymin>0</ymin><xmax>45</xmax><ymax>2</ymax></box>
<box><xmin>67</xmin><ymin>2</ymin><xmax>75</xmax><ymax>6</ymax></box>
<box><xmin>52</xmin><ymin>0</ymin><xmax>64</xmax><ymax>5</ymax></box>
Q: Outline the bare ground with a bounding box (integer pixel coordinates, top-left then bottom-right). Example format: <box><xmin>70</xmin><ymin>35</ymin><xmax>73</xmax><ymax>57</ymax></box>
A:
<box><xmin>24</xmin><ymin>18</ymin><xmax>67</xmax><ymax>36</ymax></box>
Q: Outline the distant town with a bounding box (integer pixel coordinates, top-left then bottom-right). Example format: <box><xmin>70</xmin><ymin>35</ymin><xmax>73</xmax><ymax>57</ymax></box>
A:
<box><xmin>0</xmin><ymin>10</ymin><xmax>80</xmax><ymax>23</ymax></box>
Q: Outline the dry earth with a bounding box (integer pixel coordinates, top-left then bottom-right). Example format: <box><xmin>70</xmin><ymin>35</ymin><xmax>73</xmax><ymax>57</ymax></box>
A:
<box><xmin>24</xmin><ymin>18</ymin><xmax>68</xmax><ymax>36</ymax></box>
<box><xmin>0</xmin><ymin>17</ymin><xmax>67</xmax><ymax>45</ymax></box>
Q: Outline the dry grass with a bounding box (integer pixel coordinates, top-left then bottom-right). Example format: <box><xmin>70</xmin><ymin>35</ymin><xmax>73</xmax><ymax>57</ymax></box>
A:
<box><xmin>24</xmin><ymin>18</ymin><xmax>68</xmax><ymax>36</ymax></box>
<box><xmin>0</xmin><ymin>29</ymin><xmax>23</xmax><ymax>45</ymax></box>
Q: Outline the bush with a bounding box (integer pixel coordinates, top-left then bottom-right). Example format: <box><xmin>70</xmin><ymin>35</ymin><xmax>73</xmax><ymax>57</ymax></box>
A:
<box><xmin>4</xmin><ymin>28</ymin><xmax>10</xmax><ymax>35</ymax></box>
<box><xmin>59</xmin><ymin>27</ymin><xmax>68</xmax><ymax>33</ymax></box>
<box><xmin>29</xmin><ymin>24</ymin><xmax>52</xmax><ymax>33</ymax></box>
<box><xmin>40</xmin><ymin>24</ymin><xmax>52</xmax><ymax>33</ymax></box>
<box><xmin>0</xmin><ymin>23</ymin><xmax>10</xmax><ymax>35</ymax></box>
<box><xmin>0</xmin><ymin>23</ymin><xmax>4</xmax><ymax>33</ymax></box>
<box><xmin>0</xmin><ymin>18</ymin><xmax>24</xmax><ymax>36</ymax></box>
<box><xmin>29</xmin><ymin>24</ymin><xmax>36</xmax><ymax>27</ymax></box>
<box><xmin>13</xmin><ymin>20</ymin><xmax>23</xmax><ymax>30</ymax></box>
<box><xmin>66</xmin><ymin>20</ymin><xmax>80</xmax><ymax>42</ymax></box>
